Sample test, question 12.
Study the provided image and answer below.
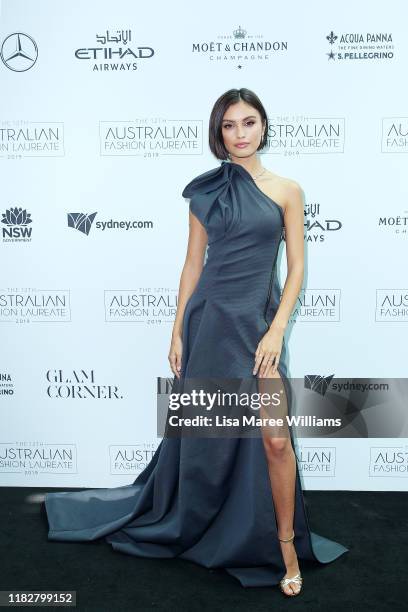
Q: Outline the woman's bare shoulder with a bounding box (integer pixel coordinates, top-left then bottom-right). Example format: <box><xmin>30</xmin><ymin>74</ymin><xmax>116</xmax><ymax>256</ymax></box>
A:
<box><xmin>262</xmin><ymin>169</ymin><xmax>304</xmax><ymax>212</ymax></box>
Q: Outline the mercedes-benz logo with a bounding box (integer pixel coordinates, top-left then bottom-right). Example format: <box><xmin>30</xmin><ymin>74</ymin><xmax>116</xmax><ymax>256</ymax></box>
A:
<box><xmin>1</xmin><ymin>33</ymin><xmax>38</xmax><ymax>71</ymax></box>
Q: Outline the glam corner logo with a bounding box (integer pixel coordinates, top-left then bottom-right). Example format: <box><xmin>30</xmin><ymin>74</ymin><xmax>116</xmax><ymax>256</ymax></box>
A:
<box><xmin>0</xmin><ymin>33</ymin><xmax>38</xmax><ymax>71</ymax></box>
<box><xmin>67</xmin><ymin>212</ymin><xmax>97</xmax><ymax>236</ymax></box>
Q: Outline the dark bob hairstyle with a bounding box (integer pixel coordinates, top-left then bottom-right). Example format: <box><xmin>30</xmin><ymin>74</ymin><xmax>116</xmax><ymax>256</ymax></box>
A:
<box><xmin>208</xmin><ymin>88</ymin><xmax>269</xmax><ymax>160</ymax></box>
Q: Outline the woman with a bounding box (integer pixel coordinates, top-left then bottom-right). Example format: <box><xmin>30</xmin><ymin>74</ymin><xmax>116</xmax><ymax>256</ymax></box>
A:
<box><xmin>43</xmin><ymin>88</ymin><xmax>348</xmax><ymax>597</ymax></box>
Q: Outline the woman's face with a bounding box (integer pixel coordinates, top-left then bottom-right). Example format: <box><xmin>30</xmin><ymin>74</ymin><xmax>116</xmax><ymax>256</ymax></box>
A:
<box><xmin>221</xmin><ymin>100</ymin><xmax>265</xmax><ymax>160</ymax></box>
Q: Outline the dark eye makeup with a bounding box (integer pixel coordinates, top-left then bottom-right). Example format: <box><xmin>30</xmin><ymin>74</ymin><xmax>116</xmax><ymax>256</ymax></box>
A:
<box><xmin>222</xmin><ymin>120</ymin><xmax>256</xmax><ymax>129</ymax></box>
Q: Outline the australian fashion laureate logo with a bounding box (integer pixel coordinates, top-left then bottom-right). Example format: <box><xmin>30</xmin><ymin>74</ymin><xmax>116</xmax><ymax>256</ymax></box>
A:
<box><xmin>0</xmin><ymin>442</ymin><xmax>77</xmax><ymax>475</ymax></box>
<box><xmin>0</xmin><ymin>290</ymin><xmax>71</xmax><ymax>322</ymax></box>
<box><xmin>375</xmin><ymin>290</ymin><xmax>408</xmax><ymax>322</ymax></box>
<box><xmin>105</xmin><ymin>289</ymin><xmax>178</xmax><ymax>323</ymax></box>
<box><xmin>381</xmin><ymin>118</ymin><xmax>408</xmax><ymax>153</ymax></box>
<box><xmin>264</xmin><ymin>117</ymin><xmax>345</xmax><ymax>154</ymax></box>
<box><xmin>99</xmin><ymin>119</ymin><xmax>203</xmax><ymax>155</ymax></box>
<box><xmin>0</xmin><ymin>121</ymin><xmax>64</xmax><ymax>158</ymax></box>
<box><xmin>291</xmin><ymin>289</ymin><xmax>341</xmax><ymax>322</ymax></box>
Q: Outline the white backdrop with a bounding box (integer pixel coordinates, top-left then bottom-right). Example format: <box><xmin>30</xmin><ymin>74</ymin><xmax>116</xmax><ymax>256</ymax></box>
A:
<box><xmin>0</xmin><ymin>0</ymin><xmax>407</xmax><ymax>491</ymax></box>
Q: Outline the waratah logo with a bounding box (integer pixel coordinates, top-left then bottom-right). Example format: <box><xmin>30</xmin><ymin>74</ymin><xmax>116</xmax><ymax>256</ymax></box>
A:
<box><xmin>2</xmin><ymin>207</ymin><xmax>32</xmax><ymax>226</ymax></box>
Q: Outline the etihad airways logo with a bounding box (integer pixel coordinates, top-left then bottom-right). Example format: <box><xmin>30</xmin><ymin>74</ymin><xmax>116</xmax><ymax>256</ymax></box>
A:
<box><xmin>74</xmin><ymin>28</ymin><xmax>154</xmax><ymax>72</ymax></box>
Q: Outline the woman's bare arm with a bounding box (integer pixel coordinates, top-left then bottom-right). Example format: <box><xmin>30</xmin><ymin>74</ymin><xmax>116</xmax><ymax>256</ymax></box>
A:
<box><xmin>253</xmin><ymin>181</ymin><xmax>305</xmax><ymax>376</ymax></box>
<box><xmin>270</xmin><ymin>181</ymin><xmax>305</xmax><ymax>332</ymax></box>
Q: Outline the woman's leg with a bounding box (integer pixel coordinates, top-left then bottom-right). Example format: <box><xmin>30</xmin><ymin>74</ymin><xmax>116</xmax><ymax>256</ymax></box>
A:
<box><xmin>257</xmin><ymin>369</ymin><xmax>301</xmax><ymax>595</ymax></box>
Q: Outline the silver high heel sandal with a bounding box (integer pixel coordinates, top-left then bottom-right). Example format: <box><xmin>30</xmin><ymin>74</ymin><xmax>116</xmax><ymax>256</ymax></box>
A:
<box><xmin>278</xmin><ymin>531</ymin><xmax>303</xmax><ymax>596</ymax></box>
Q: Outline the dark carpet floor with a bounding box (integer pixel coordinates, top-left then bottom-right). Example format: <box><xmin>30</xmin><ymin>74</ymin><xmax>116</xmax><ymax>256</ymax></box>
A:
<box><xmin>1</xmin><ymin>488</ymin><xmax>407</xmax><ymax>611</ymax></box>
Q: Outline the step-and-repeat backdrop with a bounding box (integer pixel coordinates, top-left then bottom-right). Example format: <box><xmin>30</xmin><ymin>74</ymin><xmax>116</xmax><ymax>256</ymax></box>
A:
<box><xmin>1</xmin><ymin>0</ymin><xmax>407</xmax><ymax>491</ymax></box>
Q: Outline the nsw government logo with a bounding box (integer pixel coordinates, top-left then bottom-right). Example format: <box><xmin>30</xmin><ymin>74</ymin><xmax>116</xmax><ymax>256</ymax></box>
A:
<box><xmin>369</xmin><ymin>447</ymin><xmax>408</xmax><ymax>477</ymax></box>
<box><xmin>2</xmin><ymin>207</ymin><xmax>32</xmax><ymax>242</ymax></box>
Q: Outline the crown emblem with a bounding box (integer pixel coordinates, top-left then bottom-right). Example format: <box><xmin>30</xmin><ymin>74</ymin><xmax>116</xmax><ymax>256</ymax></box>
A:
<box><xmin>233</xmin><ymin>25</ymin><xmax>246</xmax><ymax>39</ymax></box>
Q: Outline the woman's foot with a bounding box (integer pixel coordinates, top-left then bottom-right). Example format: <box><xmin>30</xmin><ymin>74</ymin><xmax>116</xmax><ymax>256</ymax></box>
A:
<box><xmin>278</xmin><ymin>531</ymin><xmax>302</xmax><ymax>596</ymax></box>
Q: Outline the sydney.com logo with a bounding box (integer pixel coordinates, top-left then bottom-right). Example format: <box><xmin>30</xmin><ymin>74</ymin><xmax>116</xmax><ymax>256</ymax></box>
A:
<box><xmin>67</xmin><ymin>212</ymin><xmax>153</xmax><ymax>236</ymax></box>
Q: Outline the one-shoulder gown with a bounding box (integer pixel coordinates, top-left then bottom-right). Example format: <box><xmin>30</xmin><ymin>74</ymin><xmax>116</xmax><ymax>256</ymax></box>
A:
<box><xmin>43</xmin><ymin>160</ymin><xmax>348</xmax><ymax>588</ymax></box>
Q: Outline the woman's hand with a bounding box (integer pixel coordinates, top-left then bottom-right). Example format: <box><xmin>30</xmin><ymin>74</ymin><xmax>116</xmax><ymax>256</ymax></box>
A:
<box><xmin>253</xmin><ymin>324</ymin><xmax>284</xmax><ymax>377</ymax></box>
<box><xmin>168</xmin><ymin>334</ymin><xmax>183</xmax><ymax>378</ymax></box>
